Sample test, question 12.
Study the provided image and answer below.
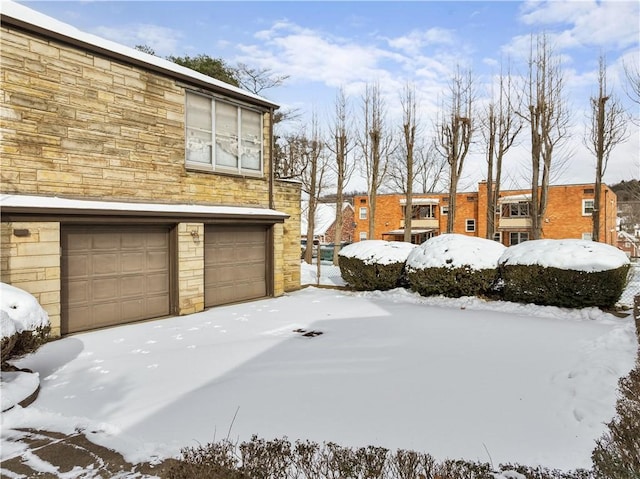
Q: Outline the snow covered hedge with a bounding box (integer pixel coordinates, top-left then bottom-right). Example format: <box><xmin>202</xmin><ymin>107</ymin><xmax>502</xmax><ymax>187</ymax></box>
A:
<box><xmin>1</xmin><ymin>283</ymin><xmax>50</xmax><ymax>366</ymax></box>
<box><xmin>338</xmin><ymin>240</ymin><xmax>416</xmax><ymax>290</ymax></box>
<box><xmin>405</xmin><ymin>234</ymin><xmax>506</xmax><ymax>298</ymax></box>
<box><xmin>498</xmin><ymin>240</ymin><xmax>631</xmax><ymax>309</ymax></box>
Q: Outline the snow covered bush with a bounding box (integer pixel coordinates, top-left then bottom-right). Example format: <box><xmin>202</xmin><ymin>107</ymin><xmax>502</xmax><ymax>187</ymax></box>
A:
<box><xmin>1</xmin><ymin>282</ymin><xmax>50</xmax><ymax>366</ymax></box>
<box><xmin>338</xmin><ymin>240</ymin><xmax>416</xmax><ymax>291</ymax></box>
<box><xmin>498</xmin><ymin>240</ymin><xmax>631</xmax><ymax>309</ymax></box>
<box><xmin>405</xmin><ymin>234</ymin><xmax>506</xmax><ymax>298</ymax></box>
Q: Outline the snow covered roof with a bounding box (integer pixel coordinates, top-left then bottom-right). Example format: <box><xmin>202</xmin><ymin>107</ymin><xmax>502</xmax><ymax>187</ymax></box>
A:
<box><xmin>499</xmin><ymin>194</ymin><xmax>531</xmax><ymax>203</ymax></box>
<box><xmin>0</xmin><ymin>1</ymin><xmax>278</xmax><ymax>109</ymax></box>
<box><xmin>618</xmin><ymin>230</ymin><xmax>639</xmax><ymax>243</ymax></box>
<box><xmin>0</xmin><ymin>194</ymin><xmax>288</xmax><ymax>221</ymax></box>
<box><xmin>399</xmin><ymin>198</ymin><xmax>440</xmax><ymax>205</ymax></box>
<box><xmin>384</xmin><ymin>229</ymin><xmax>433</xmax><ymax>235</ymax></box>
<box><xmin>300</xmin><ymin>202</ymin><xmax>352</xmax><ymax>236</ymax></box>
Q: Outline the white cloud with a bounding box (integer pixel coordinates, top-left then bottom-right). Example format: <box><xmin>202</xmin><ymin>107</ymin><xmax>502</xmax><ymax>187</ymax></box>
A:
<box><xmin>92</xmin><ymin>24</ymin><xmax>182</xmax><ymax>56</ymax></box>
<box><xmin>518</xmin><ymin>0</ymin><xmax>639</xmax><ymax>50</ymax></box>
<box><xmin>385</xmin><ymin>28</ymin><xmax>456</xmax><ymax>55</ymax></box>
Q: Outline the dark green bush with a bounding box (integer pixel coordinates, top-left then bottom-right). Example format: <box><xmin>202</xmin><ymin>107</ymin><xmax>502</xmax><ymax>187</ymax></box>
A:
<box><xmin>338</xmin><ymin>256</ymin><xmax>408</xmax><ymax>291</ymax></box>
<box><xmin>407</xmin><ymin>265</ymin><xmax>500</xmax><ymax>299</ymax></box>
<box><xmin>499</xmin><ymin>263</ymin><xmax>630</xmax><ymax>309</ymax></box>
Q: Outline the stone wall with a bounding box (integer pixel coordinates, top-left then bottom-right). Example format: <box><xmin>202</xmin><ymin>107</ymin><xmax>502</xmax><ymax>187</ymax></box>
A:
<box><xmin>0</xmin><ymin>222</ymin><xmax>61</xmax><ymax>335</ymax></box>
<box><xmin>177</xmin><ymin>223</ymin><xmax>205</xmax><ymax>315</ymax></box>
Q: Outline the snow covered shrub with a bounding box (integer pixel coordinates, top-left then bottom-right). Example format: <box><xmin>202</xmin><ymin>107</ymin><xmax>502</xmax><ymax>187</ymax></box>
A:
<box><xmin>338</xmin><ymin>240</ymin><xmax>416</xmax><ymax>291</ymax></box>
<box><xmin>405</xmin><ymin>234</ymin><xmax>506</xmax><ymax>298</ymax></box>
<box><xmin>592</xmin><ymin>347</ymin><xmax>640</xmax><ymax>479</ymax></box>
<box><xmin>1</xmin><ymin>282</ymin><xmax>50</xmax><ymax>365</ymax></box>
<box><xmin>498</xmin><ymin>240</ymin><xmax>631</xmax><ymax>309</ymax></box>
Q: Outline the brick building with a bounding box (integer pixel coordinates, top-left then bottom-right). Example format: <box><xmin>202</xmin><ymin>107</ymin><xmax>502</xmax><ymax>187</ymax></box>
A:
<box><xmin>353</xmin><ymin>182</ymin><xmax>618</xmax><ymax>246</ymax></box>
<box><xmin>300</xmin><ymin>201</ymin><xmax>355</xmax><ymax>244</ymax></box>
<box><xmin>0</xmin><ymin>2</ymin><xmax>301</xmax><ymax>336</ymax></box>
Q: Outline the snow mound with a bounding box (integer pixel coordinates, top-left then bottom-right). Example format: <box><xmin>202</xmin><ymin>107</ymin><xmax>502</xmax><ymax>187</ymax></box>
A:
<box><xmin>1</xmin><ymin>283</ymin><xmax>49</xmax><ymax>338</ymax></box>
<box><xmin>499</xmin><ymin>239</ymin><xmax>630</xmax><ymax>272</ymax></box>
<box><xmin>338</xmin><ymin>240</ymin><xmax>416</xmax><ymax>265</ymax></box>
<box><xmin>407</xmin><ymin>233</ymin><xmax>506</xmax><ymax>271</ymax></box>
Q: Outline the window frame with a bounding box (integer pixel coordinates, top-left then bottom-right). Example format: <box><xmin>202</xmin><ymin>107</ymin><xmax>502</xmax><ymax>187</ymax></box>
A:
<box><xmin>582</xmin><ymin>199</ymin><xmax>595</xmax><ymax>216</ymax></box>
<box><xmin>465</xmin><ymin>219</ymin><xmax>476</xmax><ymax>232</ymax></box>
<box><xmin>440</xmin><ymin>206</ymin><xmax>448</xmax><ymax>215</ymax></box>
<box><xmin>411</xmin><ymin>204</ymin><xmax>436</xmax><ymax>219</ymax></box>
<box><xmin>359</xmin><ymin>207</ymin><xmax>368</xmax><ymax>220</ymax></box>
<box><xmin>509</xmin><ymin>231</ymin><xmax>529</xmax><ymax>245</ymax></box>
<box><xmin>185</xmin><ymin>91</ymin><xmax>264</xmax><ymax>176</ymax></box>
<box><xmin>359</xmin><ymin>231</ymin><xmax>367</xmax><ymax>241</ymax></box>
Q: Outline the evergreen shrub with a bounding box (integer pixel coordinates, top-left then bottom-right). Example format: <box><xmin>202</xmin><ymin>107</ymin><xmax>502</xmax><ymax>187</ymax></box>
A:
<box><xmin>497</xmin><ymin>239</ymin><xmax>630</xmax><ymax>309</ymax></box>
<box><xmin>338</xmin><ymin>240</ymin><xmax>416</xmax><ymax>291</ymax></box>
<box><xmin>405</xmin><ymin>234</ymin><xmax>505</xmax><ymax>298</ymax></box>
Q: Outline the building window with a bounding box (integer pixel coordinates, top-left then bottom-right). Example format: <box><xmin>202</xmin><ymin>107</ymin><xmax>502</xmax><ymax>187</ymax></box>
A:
<box><xmin>185</xmin><ymin>91</ymin><xmax>263</xmax><ymax>175</ymax></box>
<box><xmin>412</xmin><ymin>205</ymin><xmax>436</xmax><ymax>219</ymax></box>
<box><xmin>493</xmin><ymin>232</ymin><xmax>501</xmax><ymax>242</ymax></box>
<box><xmin>359</xmin><ymin>207</ymin><xmax>367</xmax><ymax>220</ymax></box>
<box><xmin>359</xmin><ymin>232</ymin><xmax>367</xmax><ymax>241</ymax></box>
<box><xmin>510</xmin><ymin>232</ymin><xmax>529</xmax><ymax>245</ymax></box>
<box><xmin>582</xmin><ymin>199</ymin><xmax>595</xmax><ymax>216</ymax></box>
<box><xmin>501</xmin><ymin>202</ymin><xmax>530</xmax><ymax>217</ymax></box>
<box><xmin>465</xmin><ymin>219</ymin><xmax>476</xmax><ymax>232</ymax></box>
<box><xmin>441</xmin><ymin>206</ymin><xmax>448</xmax><ymax>215</ymax></box>
<box><xmin>583</xmin><ymin>188</ymin><xmax>594</xmax><ymax>194</ymax></box>
<box><xmin>582</xmin><ymin>232</ymin><xmax>593</xmax><ymax>241</ymax></box>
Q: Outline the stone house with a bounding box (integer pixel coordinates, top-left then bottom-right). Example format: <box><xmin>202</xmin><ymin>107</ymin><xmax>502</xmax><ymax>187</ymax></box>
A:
<box><xmin>353</xmin><ymin>182</ymin><xmax>618</xmax><ymax>246</ymax></box>
<box><xmin>0</xmin><ymin>2</ymin><xmax>301</xmax><ymax>336</ymax></box>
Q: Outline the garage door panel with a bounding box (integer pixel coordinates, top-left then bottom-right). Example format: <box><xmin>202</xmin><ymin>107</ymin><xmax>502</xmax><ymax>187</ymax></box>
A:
<box><xmin>93</xmin><ymin>254</ymin><xmax>119</xmax><ymax>275</ymax></box>
<box><xmin>63</xmin><ymin>226</ymin><xmax>171</xmax><ymax>334</ymax></box>
<box><xmin>147</xmin><ymin>251</ymin><xmax>169</xmax><ymax>271</ymax></box>
<box><xmin>204</xmin><ymin>225</ymin><xmax>267</xmax><ymax>308</ymax></box>
<box><xmin>92</xmin><ymin>278</ymin><xmax>119</xmax><ymax>301</ymax></box>
<box><xmin>67</xmin><ymin>254</ymin><xmax>89</xmax><ymax>278</ymax></box>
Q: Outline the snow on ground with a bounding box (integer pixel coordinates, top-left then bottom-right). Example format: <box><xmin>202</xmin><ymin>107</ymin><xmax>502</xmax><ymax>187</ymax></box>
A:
<box><xmin>1</xmin><ymin>278</ymin><xmax>636</xmax><ymax>471</ymax></box>
<box><xmin>1</xmin><ymin>282</ymin><xmax>49</xmax><ymax>336</ymax></box>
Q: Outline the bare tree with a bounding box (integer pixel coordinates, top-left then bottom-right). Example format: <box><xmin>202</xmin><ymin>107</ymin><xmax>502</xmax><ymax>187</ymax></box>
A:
<box><xmin>435</xmin><ymin>68</ymin><xmax>475</xmax><ymax>233</ymax></box>
<box><xmin>400</xmin><ymin>83</ymin><xmax>418</xmax><ymax>243</ymax></box>
<box><xmin>585</xmin><ymin>55</ymin><xmax>628</xmax><ymax>242</ymax></box>
<box><xmin>359</xmin><ymin>82</ymin><xmax>395</xmax><ymax>239</ymax></box>
<box><xmin>481</xmin><ymin>63</ymin><xmax>523</xmax><ymax>239</ymax></box>
<box><xmin>327</xmin><ymin>88</ymin><xmax>356</xmax><ymax>263</ymax></box>
<box><xmin>517</xmin><ymin>34</ymin><xmax>570</xmax><ymax>239</ymax></box>
<box><xmin>235</xmin><ymin>63</ymin><xmax>289</xmax><ymax>95</ymax></box>
<box><xmin>300</xmin><ymin>114</ymin><xmax>329</xmax><ymax>264</ymax></box>
<box><xmin>623</xmin><ymin>60</ymin><xmax>640</xmax><ymax>127</ymax></box>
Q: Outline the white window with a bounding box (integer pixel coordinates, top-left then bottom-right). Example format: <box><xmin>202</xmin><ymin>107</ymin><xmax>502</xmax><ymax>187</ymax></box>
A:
<box><xmin>185</xmin><ymin>91</ymin><xmax>263</xmax><ymax>175</ymax></box>
<box><xmin>359</xmin><ymin>207</ymin><xmax>367</xmax><ymax>220</ymax></box>
<box><xmin>465</xmin><ymin>219</ymin><xmax>476</xmax><ymax>232</ymax></box>
<box><xmin>359</xmin><ymin>231</ymin><xmax>367</xmax><ymax>241</ymax></box>
<box><xmin>412</xmin><ymin>205</ymin><xmax>436</xmax><ymax>219</ymax></box>
<box><xmin>493</xmin><ymin>232</ymin><xmax>501</xmax><ymax>242</ymax></box>
<box><xmin>582</xmin><ymin>199</ymin><xmax>595</xmax><ymax>216</ymax></box>
<box><xmin>441</xmin><ymin>206</ymin><xmax>448</xmax><ymax>215</ymax></box>
<box><xmin>582</xmin><ymin>232</ymin><xmax>593</xmax><ymax>241</ymax></box>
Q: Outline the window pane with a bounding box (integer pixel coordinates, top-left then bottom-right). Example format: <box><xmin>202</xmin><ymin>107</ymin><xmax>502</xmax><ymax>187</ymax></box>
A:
<box><xmin>186</xmin><ymin>93</ymin><xmax>212</xmax><ymax>164</ymax></box>
<box><xmin>215</xmin><ymin>102</ymin><xmax>238</xmax><ymax>167</ymax></box>
<box><xmin>241</xmin><ymin>109</ymin><xmax>261</xmax><ymax>171</ymax></box>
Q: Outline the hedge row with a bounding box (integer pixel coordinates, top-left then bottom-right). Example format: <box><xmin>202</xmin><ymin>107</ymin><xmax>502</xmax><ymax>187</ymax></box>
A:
<box><xmin>338</xmin><ymin>238</ymin><xmax>631</xmax><ymax>309</ymax></box>
<box><xmin>166</xmin><ymin>435</ymin><xmax>594</xmax><ymax>479</ymax></box>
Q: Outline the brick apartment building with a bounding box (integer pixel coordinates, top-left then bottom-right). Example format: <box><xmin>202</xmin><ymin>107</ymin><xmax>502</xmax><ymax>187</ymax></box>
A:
<box><xmin>353</xmin><ymin>182</ymin><xmax>618</xmax><ymax>247</ymax></box>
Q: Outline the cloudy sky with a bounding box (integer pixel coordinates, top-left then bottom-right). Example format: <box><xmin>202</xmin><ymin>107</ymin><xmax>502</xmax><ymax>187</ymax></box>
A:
<box><xmin>22</xmin><ymin>0</ymin><xmax>640</xmax><ymax>191</ymax></box>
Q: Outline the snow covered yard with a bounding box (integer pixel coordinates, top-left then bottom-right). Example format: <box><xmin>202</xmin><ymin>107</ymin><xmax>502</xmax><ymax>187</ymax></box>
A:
<box><xmin>1</xmin><ymin>284</ymin><xmax>637</xmax><ymax>473</ymax></box>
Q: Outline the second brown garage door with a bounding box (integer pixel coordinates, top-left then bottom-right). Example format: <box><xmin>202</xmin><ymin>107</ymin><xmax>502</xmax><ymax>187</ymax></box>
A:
<box><xmin>204</xmin><ymin>225</ymin><xmax>267</xmax><ymax>307</ymax></box>
<box><xmin>62</xmin><ymin>225</ymin><xmax>171</xmax><ymax>334</ymax></box>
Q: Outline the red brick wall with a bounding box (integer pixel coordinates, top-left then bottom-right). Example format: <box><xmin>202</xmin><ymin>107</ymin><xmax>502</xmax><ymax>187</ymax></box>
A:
<box><xmin>353</xmin><ymin>183</ymin><xmax>617</xmax><ymax>246</ymax></box>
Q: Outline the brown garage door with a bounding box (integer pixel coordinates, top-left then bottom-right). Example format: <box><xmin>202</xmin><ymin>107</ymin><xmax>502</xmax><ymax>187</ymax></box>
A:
<box><xmin>204</xmin><ymin>225</ymin><xmax>267</xmax><ymax>307</ymax></box>
<box><xmin>62</xmin><ymin>225</ymin><xmax>171</xmax><ymax>334</ymax></box>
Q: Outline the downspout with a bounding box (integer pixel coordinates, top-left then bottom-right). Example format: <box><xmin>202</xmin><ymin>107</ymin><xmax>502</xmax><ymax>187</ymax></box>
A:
<box><xmin>269</xmin><ymin>107</ymin><xmax>275</xmax><ymax>210</ymax></box>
